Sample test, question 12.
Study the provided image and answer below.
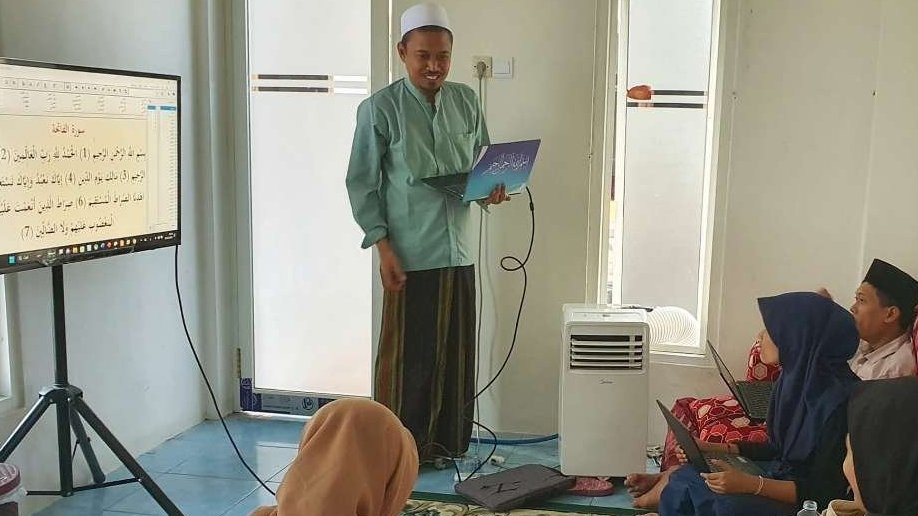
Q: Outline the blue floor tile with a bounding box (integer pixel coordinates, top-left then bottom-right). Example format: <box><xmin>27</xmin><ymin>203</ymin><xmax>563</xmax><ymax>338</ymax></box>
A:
<box><xmin>220</xmin><ymin>482</ymin><xmax>280</xmax><ymax>516</ymax></box>
<box><xmin>38</xmin><ymin>507</ymin><xmax>153</xmax><ymax>516</ymax></box>
<box><xmin>503</xmin><ymin>444</ymin><xmax>560</xmax><ymax>468</ymax></box>
<box><xmin>168</xmin><ymin>444</ymin><xmax>295</xmax><ymax>481</ymax></box>
<box><xmin>135</xmin><ymin>438</ymin><xmax>206</xmax><ymax>474</ymax></box>
<box><xmin>107</xmin><ymin>473</ymin><xmax>257</xmax><ymax>515</ymax></box>
<box><xmin>172</xmin><ymin>418</ymin><xmax>302</xmax><ymax>450</ymax></box>
<box><xmin>35</xmin><ymin>415</ymin><xmax>644</xmax><ymax>515</ymax></box>
<box><xmin>32</xmin><ymin>475</ymin><xmax>159</xmax><ymax>515</ymax></box>
<box><xmin>466</xmin><ymin>442</ymin><xmax>518</xmax><ymax>461</ymax></box>
<box><xmin>414</xmin><ymin>466</ymin><xmax>458</xmax><ymax>495</ymax></box>
<box><xmin>268</xmin><ymin>464</ymin><xmax>289</xmax><ymax>482</ymax></box>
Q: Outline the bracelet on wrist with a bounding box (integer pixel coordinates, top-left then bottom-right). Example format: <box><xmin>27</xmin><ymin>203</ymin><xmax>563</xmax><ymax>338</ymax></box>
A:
<box><xmin>754</xmin><ymin>475</ymin><xmax>765</xmax><ymax>496</ymax></box>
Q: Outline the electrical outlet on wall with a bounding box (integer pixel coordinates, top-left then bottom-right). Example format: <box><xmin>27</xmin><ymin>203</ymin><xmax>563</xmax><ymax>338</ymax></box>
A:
<box><xmin>492</xmin><ymin>57</ymin><xmax>513</xmax><ymax>79</ymax></box>
<box><xmin>472</xmin><ymin>55</ymin><xmax>492</xmax><ymax>78</ymax></box>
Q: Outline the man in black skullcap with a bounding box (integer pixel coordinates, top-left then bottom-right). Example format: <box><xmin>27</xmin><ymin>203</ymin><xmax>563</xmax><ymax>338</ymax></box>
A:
<box><xmin>847</xmin><ymin>259</ymin><xmax>918</xmax><ymax>379</ymax></box>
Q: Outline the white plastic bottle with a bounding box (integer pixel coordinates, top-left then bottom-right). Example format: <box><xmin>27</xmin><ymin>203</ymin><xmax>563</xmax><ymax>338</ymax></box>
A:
<box><xmin>797</xmin><ymin>500</ymin><xmax>819</xmax><ymax>516</ymax></box>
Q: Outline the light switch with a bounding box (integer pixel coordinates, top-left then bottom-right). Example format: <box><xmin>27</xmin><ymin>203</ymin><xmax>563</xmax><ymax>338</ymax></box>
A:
<box><xmin>493</xmin><ymin>57</ymin><xmax>513</xmax><ymax>79</ymax></box>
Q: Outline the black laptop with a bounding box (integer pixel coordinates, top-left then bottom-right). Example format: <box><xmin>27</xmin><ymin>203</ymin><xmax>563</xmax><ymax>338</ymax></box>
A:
<box><xmin>454</xmin><ymin>464</ymin><xmax>575</xmax><ymax>512</ymax></box>
<box><xmin>656</xmin><ymin>400</ymin><xmax>764</xmax><ymax>475</ymax></box>
<box><xmin>421</xmin><ymin>173</ymin><xmax>470</xmax><ymax>200</ymax></box>
<box><xmin>708</xmin><ymin>342</ymin><xmax>774</xmax><ymax>422</ymax></box>
<box><xmin>421</xmin><ymin>139</ymin><xmax>541</xmax><ymax>202</ymax></box>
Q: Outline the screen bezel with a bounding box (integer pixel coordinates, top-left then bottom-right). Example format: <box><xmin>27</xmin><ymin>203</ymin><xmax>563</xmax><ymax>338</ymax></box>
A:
<box><xmin>0</xmin><ymin>58</ymin><xmax>181</xmax><ymax>275</ymax></box>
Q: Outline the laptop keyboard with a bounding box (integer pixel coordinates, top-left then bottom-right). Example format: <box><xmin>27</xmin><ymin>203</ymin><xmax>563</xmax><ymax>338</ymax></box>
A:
<box><xmin>706</xmin><ymin>452</ymin><xmax>758</xmax><ymax>474</ymax></box>
<box><xmin>445</xmin><ymin>185</ymin><xmax>465</xmax><ymax>196</ymax></box>
<box><xmin>705</xmin><ymin>454</ymin><xmax>726</xmax><ymax>472</ymax></box>
<box><xmin>424</xmin><ymin>174</ymin><xmax>468</xmax><ymax>199</ymax></box>
<box><xmin>740</xmin><ymin>382</ymin><xmax>773</xmax><ymax>415</ymax></box>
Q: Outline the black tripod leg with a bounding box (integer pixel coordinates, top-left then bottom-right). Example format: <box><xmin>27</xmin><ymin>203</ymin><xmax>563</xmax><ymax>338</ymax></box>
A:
<box><xmin>0</xmin><ymin>395</ymin><xmax>52</xmax><ymax>461</ymax></box>
<box><xmin>72</xmin><ymin>398</ymin><xmax>182</xmax><ymax>515</ymax></box>
<box><xmin>55</xmin><ymin>397</ymin><xmax>74</xmax><ymax>496</ymax></box>
<box><xmin>70</xmin><ymin>406</ymin><xmax>106</xmax><ymax>484</ymax></box>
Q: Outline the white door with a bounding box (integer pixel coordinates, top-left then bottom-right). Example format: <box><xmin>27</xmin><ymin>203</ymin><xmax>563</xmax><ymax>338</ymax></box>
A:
<box><xmin>242</xmin><ymin>0</ymin><xmax>374</xmax><ymax>399</ymax></box>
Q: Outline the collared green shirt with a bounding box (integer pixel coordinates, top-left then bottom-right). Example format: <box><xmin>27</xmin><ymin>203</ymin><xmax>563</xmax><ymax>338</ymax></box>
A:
<box><xmin>346</xmin><ymin>78</ymin><xmax>489</xmax><ymax>272</ymax></box>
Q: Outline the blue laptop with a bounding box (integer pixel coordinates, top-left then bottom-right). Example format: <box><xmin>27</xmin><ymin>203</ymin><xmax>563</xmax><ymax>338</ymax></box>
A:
<box><xmin>422</xmin><ymin>139</ymin><xmax>541</xmax><ymax>202</ymax></box>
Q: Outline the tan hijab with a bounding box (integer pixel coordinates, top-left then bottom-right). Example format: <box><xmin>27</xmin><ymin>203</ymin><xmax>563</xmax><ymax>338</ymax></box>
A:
<box><xmin>252</xmin><ymin>398</ymin><xmax>419</xmax><ymax>516</ymax></box>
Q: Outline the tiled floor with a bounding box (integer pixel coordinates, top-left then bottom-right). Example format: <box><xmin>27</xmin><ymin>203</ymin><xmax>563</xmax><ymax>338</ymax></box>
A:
<box><xmin>32</xmin><ymin>415</ymin><xmax>651</xmax><ymax>515</ymax></box>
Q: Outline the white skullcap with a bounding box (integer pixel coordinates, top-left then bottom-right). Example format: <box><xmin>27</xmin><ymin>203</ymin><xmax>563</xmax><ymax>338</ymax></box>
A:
<box><xmin>400</xmin><ymin>3</ymin><xmax>452</xmax><ymax>39</ymax></box>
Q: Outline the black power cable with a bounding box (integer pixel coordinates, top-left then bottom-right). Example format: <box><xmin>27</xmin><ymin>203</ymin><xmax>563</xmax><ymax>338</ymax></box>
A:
<box><xmin>471</xmin><ymin>187</ymin><xmax>534</xmax><ymax>401</ymax></box>
<box><xmin>464</xmin><ymin>187</ymin><xmax>535</xmax><ymax>480</ymax></box>
<box><xmin>174</xmin><ymin>246</ymin><xmax>276</xmax><ymax>496</ymax></box>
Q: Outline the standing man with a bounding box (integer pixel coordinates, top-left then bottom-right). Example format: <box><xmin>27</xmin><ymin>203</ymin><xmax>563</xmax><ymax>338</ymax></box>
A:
<box><xmin>346</xmin><ymin>3</ymin><xmax>507</xmax><ymax>461</ymax></box>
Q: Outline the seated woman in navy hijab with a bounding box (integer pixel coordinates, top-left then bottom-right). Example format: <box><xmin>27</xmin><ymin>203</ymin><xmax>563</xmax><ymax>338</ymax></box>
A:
<box><xmin>657</xmin><ymin>292</ymin><xmax>860</xmax><ymax>516</ymax></box>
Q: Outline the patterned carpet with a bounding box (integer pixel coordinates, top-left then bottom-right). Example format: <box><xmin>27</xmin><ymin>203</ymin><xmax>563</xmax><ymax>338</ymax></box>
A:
<box><xmin>400</xmin><ymin>495</ymin><xmax>650</xmax><ymax>516</ymax></box>
<box><xmin>401</xmin><ymin>499</ymin><xmax>599</xmax><ymax>515</ymax></box>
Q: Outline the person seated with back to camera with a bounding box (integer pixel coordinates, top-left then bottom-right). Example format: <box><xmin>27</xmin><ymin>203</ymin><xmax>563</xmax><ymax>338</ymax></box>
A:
<box><xmin>822</xmin><ymin>376</ymin><xmax>918</xmax><ymax>516</ymax></box>
<box><xmin>252</xmin><ymin>398</ymin><xmax>418</xmax><ymax>516</ymax></box>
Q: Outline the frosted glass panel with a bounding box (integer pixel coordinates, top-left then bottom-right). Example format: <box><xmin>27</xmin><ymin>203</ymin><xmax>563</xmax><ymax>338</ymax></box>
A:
<box><xmin>618</xmin><ymin>0</ymin><xmax>714</xmax><ymax>315</ymax></box>
<box><xmin>248</xmin><ymin>0</ymin><xmax>372</xmax><ymax>396</ymax></box>
<box><xmin>627</xmin><ymin>0</ymin><xmax>713</xmax><ymax>89</ymax></box>
<box><xmin>621</xmin><ymin>109</ymin><xmax>706</xmax><ymax>312</ymax></box>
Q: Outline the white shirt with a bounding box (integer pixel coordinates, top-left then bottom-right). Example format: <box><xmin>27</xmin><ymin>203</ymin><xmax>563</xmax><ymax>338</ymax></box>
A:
<box><xmin>849</xmin><ymin>332</ymin><xmax>916</xmax><ymax>380</ymax></box>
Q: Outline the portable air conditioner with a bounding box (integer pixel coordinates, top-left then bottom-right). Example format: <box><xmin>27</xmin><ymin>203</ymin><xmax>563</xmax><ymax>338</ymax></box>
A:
<box><xmin>559</xmin><ymin>304</ymin><xmax>650</xmax><ymax>477</ymax></box>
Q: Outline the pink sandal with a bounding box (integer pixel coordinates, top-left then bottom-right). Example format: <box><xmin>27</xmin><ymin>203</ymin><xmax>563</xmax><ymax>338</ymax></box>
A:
<box><xmin>567</xmin><ymin>476</ymin><xmax>615</xmax><ymax>497</ymax></box>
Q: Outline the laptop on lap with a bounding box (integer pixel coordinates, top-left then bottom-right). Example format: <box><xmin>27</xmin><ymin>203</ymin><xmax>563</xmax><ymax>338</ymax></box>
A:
<box><xmin>708</xmin><ymin>342</ymin><xmax>774</xmax><ymax>422</ymax></box>
<box><xmin>656</xmin><ymin>400</ymin><xmax>764</xmax><ymax>475</ymax></box>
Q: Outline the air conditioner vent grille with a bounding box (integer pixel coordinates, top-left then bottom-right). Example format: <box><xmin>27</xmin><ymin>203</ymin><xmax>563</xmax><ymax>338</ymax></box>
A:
<box><xmin>569</xmin><ymin>336</ymin><xmax>644</xmax><ymax>371</ymax></box>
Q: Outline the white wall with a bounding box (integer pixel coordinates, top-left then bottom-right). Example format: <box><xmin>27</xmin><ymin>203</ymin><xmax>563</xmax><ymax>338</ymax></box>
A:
<box><xmin>0</xmin><ymin>1</ymin><xmax>225</xmax><ymax>512</ymax></box>
<box><xmin>713</xmin><ymin>0</ymin><xmax>918</xmax><ymax>377</ymax></box>
<box><xmin>860</xmin><ymin>1</ymin><xmax>918</xmax><ymax>275</ymax></box>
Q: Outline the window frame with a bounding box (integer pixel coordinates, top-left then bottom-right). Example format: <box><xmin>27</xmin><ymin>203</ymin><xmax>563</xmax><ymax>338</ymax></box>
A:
<box><xmin>600</xmin><ymin>0</ymin><xmax>727</xmax><ymax>360</ymax></box>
